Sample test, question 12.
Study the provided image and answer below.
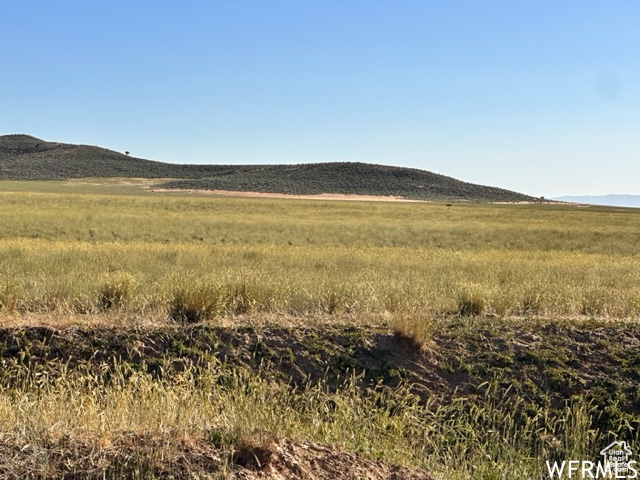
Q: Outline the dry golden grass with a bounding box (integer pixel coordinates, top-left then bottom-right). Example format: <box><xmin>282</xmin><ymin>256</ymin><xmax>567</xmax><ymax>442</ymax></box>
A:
<box><xmin>1</xmin><ymin>183</ymin><xmax>639</xmax><ymax>322</ymax></box>
<box><xmin>1</xmin><ymin>239</ymin><xmax>639</xmax><ymax>320</ymax></box>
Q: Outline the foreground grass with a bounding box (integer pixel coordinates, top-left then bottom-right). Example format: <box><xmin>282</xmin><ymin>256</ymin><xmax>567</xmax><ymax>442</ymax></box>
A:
<box><xmin>0</xmin><ymin>364</ymin><xmax>592</xmax><ymax>478</ymax></box>
<box><xmin>1</xmin><ymin>318</ymin><xmax>638</xmax><ymax>479</ymax></box>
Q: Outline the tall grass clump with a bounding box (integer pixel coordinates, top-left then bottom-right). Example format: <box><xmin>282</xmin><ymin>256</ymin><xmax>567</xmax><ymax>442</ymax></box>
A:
<box><xmin>0</xmin><ymin>276</ymin><xmax>20</xmax><ymax>312</ymax></box>
<box><xmin>227</xmin><ymin>280</ymin><xmax>254</xmax><ymax>314</ymax></box>
<box><xmin>98</xmin><ymin>272</ymin><xmax>136</xmax><ymax>311</ymax></box>
<box><xmin>392</xmin><ymin>314</ymin><xmax>433</xmax><ymax>350</ymax></box>
<box><xmin>167</xmin><ymin>279</ymin><xmax>261</xmax><ymax>321</ymax></box>
<box><xmin>457</xmin><ymin>288</ymin><xmax>487</xmax><ymax>317</ymax></box>
<box><xmin>168</xmin><ymin>281</ymin><xmax>223</xmax><ymax>322</ymax></box>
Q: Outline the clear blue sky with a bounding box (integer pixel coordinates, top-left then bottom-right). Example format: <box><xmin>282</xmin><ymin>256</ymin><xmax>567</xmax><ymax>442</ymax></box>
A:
<box><xmin>2</xmin><ymin>1</ymin><xmax>638</xmax><ymax>197</ymax></box>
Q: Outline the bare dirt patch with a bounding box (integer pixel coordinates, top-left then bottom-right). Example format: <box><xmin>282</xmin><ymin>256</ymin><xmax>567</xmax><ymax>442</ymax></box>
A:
<box><xmin>234</xmin><ymin>438</ymin><xmax>432</xmax><ymax>480</ymax></box>
<box><xmin>152</xmin><ymin>188</ymin><xmax>426</xmax><ymax>202</ymax></box>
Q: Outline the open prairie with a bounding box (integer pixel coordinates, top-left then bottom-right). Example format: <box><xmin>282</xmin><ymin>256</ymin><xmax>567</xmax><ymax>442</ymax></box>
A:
<box><xmin>1</xmin><ymin>181</ymin><xmax>639</xmax><ymax>479</ymax></box>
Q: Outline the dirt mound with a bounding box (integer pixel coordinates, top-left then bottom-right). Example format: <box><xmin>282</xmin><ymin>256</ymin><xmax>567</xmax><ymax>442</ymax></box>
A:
<box><xmin>233</xmin><ymin>438</ymin><xmax>432</xmax><ymax>480</ymax></box>
<box><xmin>2</xmin><ymin>319</ymin><xmax>640</xmax><ymax>414</ymax></box>
<box><xmin>0</xmin><ymin>435</ymin><xmax>431</xmax><ymax>480</ymax></box>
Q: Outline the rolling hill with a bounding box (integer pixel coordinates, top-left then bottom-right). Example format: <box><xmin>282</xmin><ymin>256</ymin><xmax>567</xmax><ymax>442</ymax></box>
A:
<box><xmin>0</xmin><ymin>134</ymin><xmax>536</xmax><ymax>202</ymax></box>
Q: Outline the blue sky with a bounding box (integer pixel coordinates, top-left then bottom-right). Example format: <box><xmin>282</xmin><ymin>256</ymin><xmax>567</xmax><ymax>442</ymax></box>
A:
<box><xmin>1</xmin><ymin>1</ymin><xmax>639</xmax><ymax>197</ymax></box>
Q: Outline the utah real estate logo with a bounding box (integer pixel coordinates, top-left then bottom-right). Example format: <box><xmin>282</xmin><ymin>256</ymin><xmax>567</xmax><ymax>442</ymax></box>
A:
<box><xmin>546</xmin><ymin>441</ymin><xmax>637</xmax><ymax>478</ymax></box>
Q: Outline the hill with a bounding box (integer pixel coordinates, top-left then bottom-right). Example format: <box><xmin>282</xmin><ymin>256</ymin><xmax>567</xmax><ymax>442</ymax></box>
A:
<box><xmin>158</xmin><ymin>163</ymin><xmax>535</xmax><ymax>202</ymax></box>
<box><xmin>0</xmin><ymin>134</ymin><xmax>235</xmax><ymax>180</ymax></box>
<box><xmin>0</xmin><ymin>134</ymin><xmax>535</xmax><ymax>202</ymax></box>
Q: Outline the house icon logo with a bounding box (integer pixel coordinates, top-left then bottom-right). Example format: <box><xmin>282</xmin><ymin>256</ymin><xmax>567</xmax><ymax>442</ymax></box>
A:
<box><xmin>546</xmin><ymin>440</ymin><xmax>637</xmax><ymax>478</ymax></box>
<box><xmin>600</xmin><ymin>441</ymin><xmax>633</xmax><ymax>475</ymax></box>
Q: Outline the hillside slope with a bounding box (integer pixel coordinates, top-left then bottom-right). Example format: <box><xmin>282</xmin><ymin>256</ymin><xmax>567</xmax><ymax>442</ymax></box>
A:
<box><xmin>0</xmin><ymin>134</ymin><xmax>235</xmax><ymax>179</ymax></box>
<box><xmin>160</xmin><ymin>162</ymin><xmax>533</xmax><ymax>202</ymax></box>
<box><xmin>0</xmin><ymin>134</ymin><xmax>535</xmax><ymax>202</ymax></box>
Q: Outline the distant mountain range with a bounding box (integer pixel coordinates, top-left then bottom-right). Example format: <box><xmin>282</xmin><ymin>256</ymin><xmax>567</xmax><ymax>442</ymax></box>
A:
<box><xmin>553</xmin><ymin>195</ymin><xmax>640</xmax><ymax>208</ymax></box>
<box><xmin>0</xmin><ymin>134</ymin><xmax>536</xmax><ymax>203</ymax></box>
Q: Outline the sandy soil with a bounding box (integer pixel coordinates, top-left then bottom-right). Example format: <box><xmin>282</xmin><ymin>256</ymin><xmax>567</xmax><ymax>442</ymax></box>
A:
<box><xmin>152</xmin><ymin>188</ymin><xmax>425</xmax><ymax>202</ymax></box>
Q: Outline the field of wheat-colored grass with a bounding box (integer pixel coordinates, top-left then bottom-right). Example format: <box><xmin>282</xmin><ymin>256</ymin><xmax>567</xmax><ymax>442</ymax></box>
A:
<box><xmin>1</xmin><ymin>239</ymin><xmax>640</xmax><ymax>319</ymax></box>
<box><xmin>1</xmin><ymin>186</ymin><xmax>639</xmax><ymax>319</ymax></box>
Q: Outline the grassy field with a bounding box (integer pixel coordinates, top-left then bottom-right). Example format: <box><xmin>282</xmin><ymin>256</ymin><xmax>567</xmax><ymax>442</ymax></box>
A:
<box><xmin>1</xmin><ymin>183</ymin><xmax>639</xmax><ymax>318</ymax></box>
<box><xmin>0</xmin><ymin>181</ymin><xmax>639</xmax><ymax>478</ymax></box>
